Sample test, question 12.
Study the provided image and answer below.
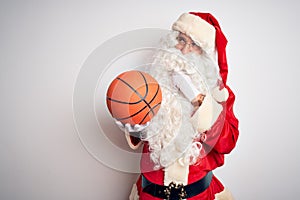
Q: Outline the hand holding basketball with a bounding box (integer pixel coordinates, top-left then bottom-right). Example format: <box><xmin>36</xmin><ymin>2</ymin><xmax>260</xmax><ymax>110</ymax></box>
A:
<box><xmin>115</xmin><ymin>120</ymin><xmax>150</xmax><ymax>138</ymax></box>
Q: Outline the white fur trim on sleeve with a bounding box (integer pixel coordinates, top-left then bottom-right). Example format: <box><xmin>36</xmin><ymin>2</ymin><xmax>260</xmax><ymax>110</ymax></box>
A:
<box><xmin>172</xmin><ymin>13</ymin><xmax>216</xmax><ymax>54</ymax></box>
<box><xmin>190</xmin><ymin>94</ymin><xmax>223</xmax><ymax>133</ymax></box>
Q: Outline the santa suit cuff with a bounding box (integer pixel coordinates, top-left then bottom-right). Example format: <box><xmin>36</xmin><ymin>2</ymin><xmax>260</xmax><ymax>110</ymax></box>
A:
<box><xmin>125</xmin><ymin>132</ymin><xmax>142</xmax><ymax>150</ymax></box>
<box><xmin>190</xmin><ymin>93</ymin><xmax>223</xmax><ymax>133</ymax></box>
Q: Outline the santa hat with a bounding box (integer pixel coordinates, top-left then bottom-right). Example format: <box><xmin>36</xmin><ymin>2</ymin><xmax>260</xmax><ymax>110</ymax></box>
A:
<box><xmin>172</xmin><ymin>12</ymin><xmax>229</xmax><ymax>84</ymax></box>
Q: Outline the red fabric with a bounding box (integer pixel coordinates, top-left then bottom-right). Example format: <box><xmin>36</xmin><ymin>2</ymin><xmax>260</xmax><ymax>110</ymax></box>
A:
<box><xmin>136</xmin><ymin>88</ymin><xmax>239</xmax><ymax>199</ymax></box>
<box><xmin>134</xmin><ymin>12</ymin><xmax>239</xmax><ymax>200</ymax></box>
<box><xmin>188</xmin><ymin>11</ymin><xmax>239</xmax><ymax>157</ymax></box>
<box><xmin>189</xmin><ymin>12</ymin><xmax>229</xmax><ymax>85</ymax></box>
<box><xmin>137</xmin><ymin>142</ymin><xmax>226</xmax><ymax>199</ymax></box>
<box><xmin>137</xmin><ymin>87</ymin><xmax>239</xmax><ymax>199</ymax></box>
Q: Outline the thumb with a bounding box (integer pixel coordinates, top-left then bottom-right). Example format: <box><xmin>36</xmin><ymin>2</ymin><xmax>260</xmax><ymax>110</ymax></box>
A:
<box><xmin>115</xmin><ymin>120</ymin><xmax>124</xmax><ymax>128</ymax></box>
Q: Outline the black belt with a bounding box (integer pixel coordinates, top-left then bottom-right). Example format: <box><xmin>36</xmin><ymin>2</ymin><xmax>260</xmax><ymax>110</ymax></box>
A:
<box><xmin>142</xmin><ymin>171</ymin><xmax>213</xmax><ymax>200</ymax></box>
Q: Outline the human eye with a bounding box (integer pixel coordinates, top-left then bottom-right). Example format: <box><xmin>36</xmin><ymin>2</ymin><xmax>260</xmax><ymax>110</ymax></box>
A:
<box><xmin>191</xmin><ymin>42</ymin><xmax>197</xmax><ymax>47</ymax></box>
<box><xmin>177</xmin><ymin>36</ymin><xmax>186</xmax><ymax>45</ymax></box>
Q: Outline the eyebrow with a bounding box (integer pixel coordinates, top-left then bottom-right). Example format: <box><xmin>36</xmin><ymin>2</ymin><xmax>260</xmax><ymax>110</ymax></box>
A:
<box><xmin>178</xmin><ymin>34</ymin><xmax>188</xmax><ymax>39</ymax></box>
<box><xmin>178</xmin><ymin>35</ymin><xmax>197</xmax><ymax>45</ymax></box>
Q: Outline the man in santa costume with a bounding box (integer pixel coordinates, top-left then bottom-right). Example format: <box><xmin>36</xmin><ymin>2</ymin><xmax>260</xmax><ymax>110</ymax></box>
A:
<box><xmin>117</xmin><ymin>12</ymin><xmax>239</xmax><ymax>200</ymax></box>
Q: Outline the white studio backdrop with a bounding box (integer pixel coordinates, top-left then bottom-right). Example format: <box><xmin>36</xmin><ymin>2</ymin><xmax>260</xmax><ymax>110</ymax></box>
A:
<box><xmin>0</xmin><ymin>0</ymin><xmax>300</xmax><ymax>199</ymax></box>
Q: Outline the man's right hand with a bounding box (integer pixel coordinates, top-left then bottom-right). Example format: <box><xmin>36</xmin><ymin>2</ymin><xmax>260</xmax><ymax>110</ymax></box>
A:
<box><xmin>115</xmin><ymin>120</ymin><xmax>150</xmax><ymax>138</ymax></box>
<box><xmin>115</xmin><ymin>121</ymin><xmax>149</xmax><ymax>150</ymax></box>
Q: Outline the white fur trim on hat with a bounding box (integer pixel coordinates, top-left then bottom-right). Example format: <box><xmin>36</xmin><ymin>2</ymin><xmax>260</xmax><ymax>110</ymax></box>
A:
<box><xmin>172</xmin><ymin>13</ymin><xmax>216</xmax><ymax>54</ymax></box>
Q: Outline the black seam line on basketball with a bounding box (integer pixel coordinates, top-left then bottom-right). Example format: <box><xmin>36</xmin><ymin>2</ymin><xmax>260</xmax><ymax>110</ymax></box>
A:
<box><xmin>115</xmin><ymin>76</ymin><xmax>147</xmax><ymax>105</ymax></box>
<box><xmin>139</xmin><ymin>103</ymin><xmax>161</xmax><ymax>124</ymax></box>
<box><xmin>138</xmin><ymin>85</ymin><xmax>161</xmax><ymax>124</ymax></box>
<box><xmin>122</xmin><ymin>72</ymin><xmax>151</xmax><ymax>108</ymax></box>
<box><xmin>147</xmin><ymin>83</ymin><xmax>160</xmax><ymax>116</ymax></box>
<box><xmin>116</xmin><ymin>72</ymin><xmax>154</xmax><ymax>116</ymax></box>
<box><xmin>114</xmin><ymin>104</ymin><xmax>148</xmax><ymax>120</ymax></box>
<box><xmin>115</xmin><ymin>84</ymin><xmax>161</xmax><ymax>121</ymax></box>
<box><xmin>106</xmin><ymin>96</ymin><xmax>142</xmax><ymax>105</ymax></box>
<box><xmin>137</xmin><ymin>71</ymin><xmax>154</xmax><ymax>115</ymax></box>
<box><xmin>108</xmin><ymin>77</ymin><xmax>144</xmax><ymax>104</ymax></box>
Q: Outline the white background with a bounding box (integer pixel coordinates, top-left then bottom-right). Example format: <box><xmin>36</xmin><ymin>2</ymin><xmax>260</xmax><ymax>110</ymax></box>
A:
<box><xmin>1</xmin><ymin>0</ymin><xmax>300</xmax><ymax>199</ymax></box>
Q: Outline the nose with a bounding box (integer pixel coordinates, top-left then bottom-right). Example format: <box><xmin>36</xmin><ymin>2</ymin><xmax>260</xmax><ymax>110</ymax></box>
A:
<box><xmin>181</xmin><ymin>44</ymin><xmax>192</xmax><ymax>55</ymax></box>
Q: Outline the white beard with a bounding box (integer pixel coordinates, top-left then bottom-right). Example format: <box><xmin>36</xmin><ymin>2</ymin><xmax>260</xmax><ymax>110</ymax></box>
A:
<box><xmin>142</xmin><ymin>31</ymin><xmax>221</xmax><ymax>169</ymax></box>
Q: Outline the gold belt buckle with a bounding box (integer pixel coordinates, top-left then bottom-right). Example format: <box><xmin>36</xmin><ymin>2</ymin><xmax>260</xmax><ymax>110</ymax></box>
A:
<box><xmin>163</xmin><ymin>182</ymin><xmax>187</xmax><ymax>200</ymax></box>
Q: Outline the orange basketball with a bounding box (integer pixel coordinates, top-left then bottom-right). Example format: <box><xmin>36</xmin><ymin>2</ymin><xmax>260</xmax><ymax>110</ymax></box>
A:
<box><xmin>106</xmin><ymin>70</ymin><xmax>162</xmax><ymax>125</ymax></box>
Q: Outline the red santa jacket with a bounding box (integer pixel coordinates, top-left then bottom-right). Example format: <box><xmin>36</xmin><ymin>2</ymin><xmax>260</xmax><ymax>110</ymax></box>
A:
<box><xmin>134</xmin><ymin>85</ymin><xmax>239</xmax><ymax>200</ymax></box>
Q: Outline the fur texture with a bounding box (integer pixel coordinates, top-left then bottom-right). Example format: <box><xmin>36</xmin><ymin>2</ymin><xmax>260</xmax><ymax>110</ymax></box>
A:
<box><xmin>172</xmin><ymin>13</ymin><xmax>216</xmax><ymax>56</ymax></box>
<box><xmin>141</xmin><ymin>31</ymin><xmax>224</xmax><ymax>169</ymax></box>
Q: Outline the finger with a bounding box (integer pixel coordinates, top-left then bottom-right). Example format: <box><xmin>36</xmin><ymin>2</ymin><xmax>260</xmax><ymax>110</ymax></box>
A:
<box><xmin>125</xmin><ymin>123</ymin><xmax>134</xmax><ymax>132</ymax></box>
<box><xmin>115</xmin><ymin>120</ymin><xmax>124</xmax><ymax>127</ymax></box>
<box><xmin>133</xmin><ymin>124</ymin><xmax>142</xmax><ymax>131</ymax></box>
<box><xmin>134</xmin><ymin>122</ymin><xmax>150</xmax><ymax>131</ymax></box>
<box><xmin>146</xmin><ymin>121</ymin><xmax>150</xmax><ymax>126</ymax></box>
<box><xmin>144</xmin><ymin>121</ymin><xmax>150</xmax><ymax>128</ymax></box>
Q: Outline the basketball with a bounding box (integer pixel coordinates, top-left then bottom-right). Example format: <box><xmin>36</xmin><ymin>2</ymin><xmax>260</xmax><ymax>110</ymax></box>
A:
<box><xmin>106</xmin><ymin>70</ymin><xmax>162</xmax><ymax>125</ymax></box>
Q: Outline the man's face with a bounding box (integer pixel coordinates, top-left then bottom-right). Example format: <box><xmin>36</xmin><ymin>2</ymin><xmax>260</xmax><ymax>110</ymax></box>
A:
<box><xmin>175</xmin><ymin>32</ymin><xmax>203</xmax><ymax>55</ymax></box>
